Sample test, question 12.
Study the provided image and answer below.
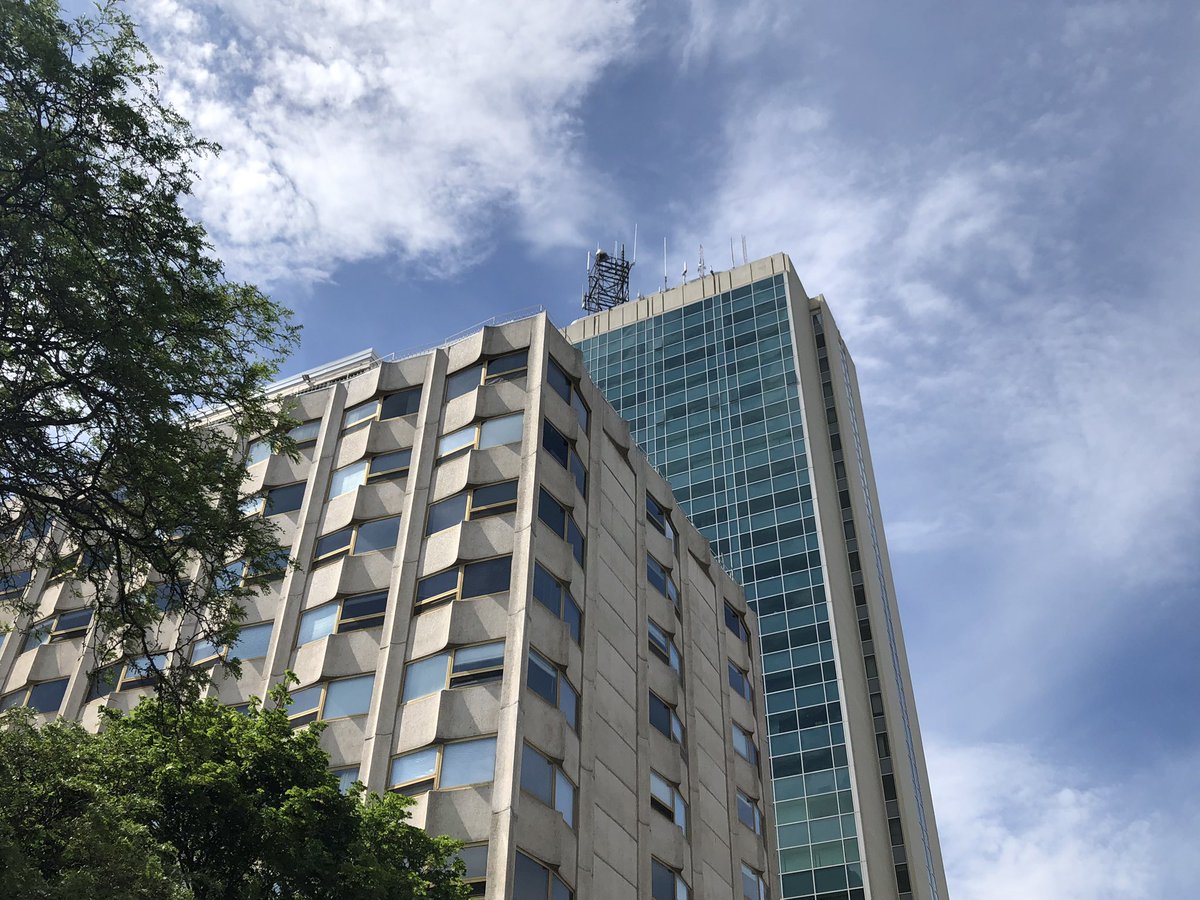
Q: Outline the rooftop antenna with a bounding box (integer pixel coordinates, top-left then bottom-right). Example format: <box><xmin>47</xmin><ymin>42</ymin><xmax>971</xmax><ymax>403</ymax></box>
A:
<box><xmin>698</xmin><ymin>244</ymin><xmax>707</xmax><ymax>278</ymax></box>
<box><xmin>582</xmin><ymin>235</ymin><xmax>635</xmax><ymax>313</ymax></box>
<box><xmin>730</xmin><ymin>237</ymin><xmax>736</xmax><ymax>268</ymax></box>
<box><xmin>663</xmin><ymin>236</ymin><xmax>668</xmax><ymax>292</ymax></box>
<box><xmin>741</xmin><ymin>235</ymin><xmax>748</xmax><ymax>265</ymax></box>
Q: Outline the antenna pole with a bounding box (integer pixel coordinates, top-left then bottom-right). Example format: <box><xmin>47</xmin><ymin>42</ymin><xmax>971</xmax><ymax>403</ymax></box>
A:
<box><xmin>632</xmin><ymin>223</ymin><xmax>638</xmax><ymax>264</ymax></box>
<box><xmin>663</xmin><ymin>236</ymin><xmax>668</xmax><ymax>292</ymax></box>
<box><xmin>741</xmin><ymin>236</ymin><xmax>748</xmax><ymax>265</ymax></box>
<box><xmin>582</xmin><ymin>236</ymin><xmax>635</xmax><ymax>314</ymax></box>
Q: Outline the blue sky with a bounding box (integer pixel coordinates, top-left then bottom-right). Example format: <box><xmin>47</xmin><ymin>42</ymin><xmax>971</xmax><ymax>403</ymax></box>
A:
<box><xmin>119</xmin><ymin>1</ymin><xmax>1199</xmax><ymax>895</ymax></box>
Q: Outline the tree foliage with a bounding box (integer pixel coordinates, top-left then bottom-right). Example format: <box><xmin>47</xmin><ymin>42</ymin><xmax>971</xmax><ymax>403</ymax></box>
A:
<box><xmin>0</xmin><ymin>688</ymin><xmax>471</xmax><ymax>899</ymax></box>
<box><xmin>0</xmin><ymin>0</ymin><xmax>300</xmax><ymax>694</ymax></box>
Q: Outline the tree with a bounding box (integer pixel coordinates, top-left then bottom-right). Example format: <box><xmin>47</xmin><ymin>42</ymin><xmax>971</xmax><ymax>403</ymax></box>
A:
<box><xmin>0</xmin><ymin>0</ymin><xmax>300</xmax><ymax>695</ymax></box>
<box><xmin>0</xmin><ymin>687</ymin><xmax>471</xmax><ymax>899</ymax></box>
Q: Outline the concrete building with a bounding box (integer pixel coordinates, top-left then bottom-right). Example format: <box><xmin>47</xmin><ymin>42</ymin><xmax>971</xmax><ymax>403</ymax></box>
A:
<box><xmin>0</xmin><ymin>314</ymin><xmax>778</xmax><ymax>900</ymax></box>
<box><xmin>566</xmin><ymin>254</ymin><xmax>949</xmax><ymax>900</ymax></box>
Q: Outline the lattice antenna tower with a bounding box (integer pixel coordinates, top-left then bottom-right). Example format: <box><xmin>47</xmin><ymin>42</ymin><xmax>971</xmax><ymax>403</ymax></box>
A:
<box><xmin>582</xmin><ymin>226</ymin><xmax>636</xmax><ymax>313</ymax></box>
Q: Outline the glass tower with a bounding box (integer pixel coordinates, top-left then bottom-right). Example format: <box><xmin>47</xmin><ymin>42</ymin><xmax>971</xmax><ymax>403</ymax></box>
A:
<box><xmin>567</xmin><ymin>254</ymin><xmax>949</xmax><ymax>900</ymax></box>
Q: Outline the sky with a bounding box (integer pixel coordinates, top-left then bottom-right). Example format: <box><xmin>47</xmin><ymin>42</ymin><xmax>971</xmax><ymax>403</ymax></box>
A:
<box><xmin>107</xmin><ymin>0</ymin><xmax>1200</xmax><ymax>895</ymax></box>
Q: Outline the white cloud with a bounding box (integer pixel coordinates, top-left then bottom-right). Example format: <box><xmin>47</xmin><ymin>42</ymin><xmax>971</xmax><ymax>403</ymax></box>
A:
<box><xmin>132</xmin><ymin>0</ymin><xmax>640</xmax><ymax>283</ymax></box>
<box><xmin>928</xmin><ymin>738</ymin><xmax>1199</xmax><ymax>899</ymax></box>
<box><xmin>686</xmin><ymin>84</ymin><xmax>1200</xmax><ymax>588</ymax></box>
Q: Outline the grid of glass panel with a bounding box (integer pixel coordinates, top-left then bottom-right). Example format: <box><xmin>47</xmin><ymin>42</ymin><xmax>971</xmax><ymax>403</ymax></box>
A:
<box><xmin>578</xmin><ymin>274</ymin><xmax>864</xmax><ymax>900</ymax></box>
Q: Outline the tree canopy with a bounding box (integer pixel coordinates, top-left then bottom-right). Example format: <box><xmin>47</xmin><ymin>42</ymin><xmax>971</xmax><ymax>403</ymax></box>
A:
<box><xmin>0</xmin><ymin>0</ymin><xmax>300</xmax><ymax>693</ymax></box>
<box><xmin>0</xmin><ymin>688</ymin><xmax>471</xmax><ymax>899</ymax></box>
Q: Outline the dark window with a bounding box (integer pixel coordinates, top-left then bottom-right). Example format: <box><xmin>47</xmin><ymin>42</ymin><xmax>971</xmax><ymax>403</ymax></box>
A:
<box><xmin>461</xmin><ymin>556</ymin><xmax>512</xmax><ymax>598</ymax></box>
<box><xmin>265</xmin><ymin>482</ymin><xmax>305</xmax><ymax>515</ymax></box>
<box><xmin>0</xmin><ymin>569</ymin><xmax>31</xmax><ymax>596</ymax></box>
<box><xmin>531</xmin><ymin>562</ymin><xmax>581</xmax><ymax>643</ymax></box>
<box><xmin>369</xmin><ymin>448</ymin><xmax>412</xmax><ymax>481</ymax></box>
<box><xmin>27</xmin><ymin>679</ymin><xmax>69</xmax><ymax>713</ymax></box>
<box><xmin>380</xmin><ymin>387</ymin><xmax>421</xmax><ymax>419</ymax></box>
<box><xmin>354</xmin><ymin>516</ymin><xmax>401</xmax><ymax>554</ymax></box>
<box><xmin>486</xmin><ymin>350</ymin><xmax>528</xmax><ymax>381</ymax></box>
<box><xmin>646</xmin><ymin>556</ymin><xmax>678</xmax><ymax>606</ymax></box>
<box><xmin>340</xmin><ymin>590</ymin><xmax>388</xmax><ymax>630</ymax></box>
<box><xmin>315</xmin><ymin>528</ymin><xmax>353</xmax><ymax>559</ymax></box>
<box><xmin>51</xmin><ymin>608</ymin><xmax>92</xmax><ymax>640</ymax></box>
<box><xmin>446</xmin><ymin>364</ymin><xmax>484</xmax><ymax>401</ymax></box>
<box><xmin>648</xmin><ymin>691</ymin><xmax>683</xmax><ymax>743</ymax></box>
<box><xmin>724</xmin><ymin>602</ymin><xmax>749</xmax><ymax>640</ymax></box>
<box><xmin>537</xmin><ymin>489</ymin><xmax>584</xmax><ymax>567</ymax></box>
<box><xmin>527</xmin><ymin>650</ymin><xmax>558</xmax><ymax>703</ymax></box>
<box><xmin>547</xmin><ymin>358</ymin><xmax>590</xmax><ymax>430</ymax></box>
<box><xmin>415</xmin><ymin>569</ymin><xmax>459</xmax><ymax>606</ymax></box>
<box><xmin>427</xmin><ymin>494</ymin><xmax>469</xmax><ymax>535</ymax></box>
<box><xmin>542</xmin><ymin>419</ymin><xmax>571</xmax><ymax>466</ymax></box>
<box><xmin>471</xmin><ymin>480</ymin><xmax>518</xmax><ymax>516</ymax></box>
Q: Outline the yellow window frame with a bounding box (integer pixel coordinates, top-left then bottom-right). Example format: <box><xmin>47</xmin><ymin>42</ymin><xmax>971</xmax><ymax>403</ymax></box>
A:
<box><xmin>413</xmin><ymin>554</ymin><xmax>512</xmax><ymax>611</ymax></box>
<box><xmin>389</xmin><ymin>735</ymin><xmax>498</xmax><ymax>794</ymax></box>
<box><xmin>313</xmin><ymin>516</ymin><xmax>401</xmax><ymax>564</ymax></box>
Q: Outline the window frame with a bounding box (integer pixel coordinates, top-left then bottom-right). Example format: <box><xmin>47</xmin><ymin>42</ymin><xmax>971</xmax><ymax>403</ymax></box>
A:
<box><xmin>547</xmin><ymin>357</ymin><xmax>590</xmax><ymax>431</ymax></box>
<box><xmin>537</xmin><ymin>488</ymin><xmax>585</xmax><ymax>567</ymax></box>
<box><xmin>515</xmin><ymin>850</ymin><xmax>574</xmax><ymax>900</ymax></box>
<box><xmin>118</xmin><ymin>653</ymin><xmax>169</xmax><ymax>691</ymax></box>
<box><xmin>728</xmin><ymin>660</ymin><xmax>754</xmax><ymax>703</ymax></box>
<box><xmin>436</xmin><ymin>412</ymin><xmax>524</xmax><ymax>462</ymax></box>
<box><xmin>425</xmin><ymin>480</ymin><xmax>518</xmax><ymax>536</ymax></box>
<box><xmin>246</xmin><ymin>437</ymin><xmax>272</xmax><ymax>467</ymax></box>
<box><xmin>648</xmin><ymin>690</ymin><xmax>685</xmax><ymax>745</ymax></box>
<box><xmin>342</xmin><ymin>388</ymin><xmax>423</xmax><ymax>432</ymax></box>
<box><xmin>288</xmin><ymin>418</ymin><xmax>322</xmax><ymax>446</ymax></box>
<box><xmin>22</xmin><ymin>608</ymin><xmax>93</xmax><ymax>652</ymax></box>
<box><xmin>736</xmin><ymin>789</ymin><xmax>764</xmax><ymax>834</ymax></box>
<box><xmin>297</xmin><ymin>590</ymin><xmax>390</xmax><ymax>645</ymax></box>
<box><xmin>456</xmin><ymin>843</ymin><xmax>489</xmax><ymax>896</ymax></box>
<box><xmin>741</xmin><ymin>863</ymin><xmax>769</xmax><ymax>900</ymax></box>
<box><xmin>526</xmin><ymin>647</ymin><xmax>579</xmax><ymax>730</ymax></box>
<box><xmin>242</xmin><ymin>481</ymin><xmax>307</xmax><ymax>517</ymax></box>
<box><xmin>650</xmin><ymin>858</ymin><xmax>690</xmax><ymax>900</ymax></box>
<box><xmin>286</xmin><ymin>673</ymin><xmax>376</xmax><ymax>727</ymax></box>
<box><xmin>520</xmin><ymin>742</ymin><xmax>577</xmax><ymax>829</ymax></box>
<box><xmin>531</xmin><ymin>562</ymin><xmax>583</xmax><ymax>643</ymax></box>
<box><xmin>647</xmin><ymin>617</ymin><xmax>683</xmax><ymax>674</ymax></box>
<box><xmin>646</xmin><ymin>555</ymin><xmax>679</xmax><ymax>608</ymax></box>
<box><xmin>414</xmin><ymin>555</ymin><xmax>513</xmax><ymax>611</ymax></box>
<box><xmin>312</xmin><ymin>515</ymin><xmax>402</xmax><ymax>564</ymax></box>
<box><xmin>732</xmin><ymin>722</ymin><xmax>760</xmax><ymax>767</ymax></box>
<box><xmin>332</xmin><ymin>766</ymin><xmax>360</xmax><ymax>794</ymax></box>
<box><xmin>724</xmin><ymin>601</ymin><xmax>750</xmax><ymax>642</ymax></box>
<box><xmin>646</xmin><ymin>494</ymin><xmax>678</xmax><ymax>546</ymax></box>
<box><xmin>541</xmin><ymin>418</ymin><xmax>587</xmax><ymax>497</ymax></box>
<box><xmin>401</xmin><ymin>641</ymin><xmax>506</xmax><ymax>702</ymax></box>
<box><xmin>649</xmin><ymin>770</ymin><xmax>688</xmax><ymax>833</ymax></box>
<box><xmin>191</xmin><ymin>621</ymin><xmax>274</xmax><ymax>666</ymax></box>
<box><xmin>0</xmin><ymin>568</ymin><xmax>32</xmax><ymax>598</ymax></box>
<box><xmin>329</xmin><ymin>448</ymin><xmax>415</xmax><ymax>499</ymax></box>
<box><xmin>0</xmin><ymin>677</ymin><xmax>70</xmax><ymax>714</ymax></box>
<box><xmin>446</xmin><ymin>351</ymin><xmax>530</xmax><ymax>403</ymax></box>
<box><xmin>388</xmin><ymin>735</ymin><xmax>498</xmax><ymax>795</ymax></box>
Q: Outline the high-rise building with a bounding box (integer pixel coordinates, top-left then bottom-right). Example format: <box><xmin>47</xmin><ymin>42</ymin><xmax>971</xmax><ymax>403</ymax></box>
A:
<box><xmin>0</xmin><ymin>314</ymin><xmax>778</xmax><ymax>899</ymax></box>
<box><xmin>567</xmin><ymin>253</ymin><xmax>949</xmax><ymax>900</ymax></box>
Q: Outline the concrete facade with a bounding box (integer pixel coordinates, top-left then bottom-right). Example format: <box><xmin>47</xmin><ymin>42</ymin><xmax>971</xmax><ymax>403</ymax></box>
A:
<box><xmin>0</xmin><ymin>315</ymin><xmax>778</xmax><ymax>900</ymax></box>
<box><xmin>567</xmin><ymin>255</ymin><xmax>950</xmax><ymax>900</ymax></box>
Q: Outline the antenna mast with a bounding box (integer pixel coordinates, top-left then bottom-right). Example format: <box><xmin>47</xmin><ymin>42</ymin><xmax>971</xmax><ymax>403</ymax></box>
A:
<box><xmin>582</xmin><ymin>235</ymin><xmax>635</xmax><ymax>313</ymax></box>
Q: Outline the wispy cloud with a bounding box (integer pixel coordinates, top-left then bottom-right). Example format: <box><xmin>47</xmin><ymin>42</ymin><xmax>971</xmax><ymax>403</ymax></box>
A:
<box><xmin>928</xmin><ymin>737</ymin><xmax>1199</xmax><ymax>900</ymax></box>
<box><xmin>133</xmin><ymin>0</ymin><xmax>639</xmax><ymax>284</ymax></box>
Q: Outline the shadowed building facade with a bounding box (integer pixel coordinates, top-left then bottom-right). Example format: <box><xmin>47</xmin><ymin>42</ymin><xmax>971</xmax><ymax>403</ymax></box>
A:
<box><xmin>566</xmin><ymin>254</ymin><xmax>949</xmax><ymax>900</ymax></box>
<box><xmin>0</xmin><ymin>315</ymin><xmax>778</xmax><ymax>899</ymax></box>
